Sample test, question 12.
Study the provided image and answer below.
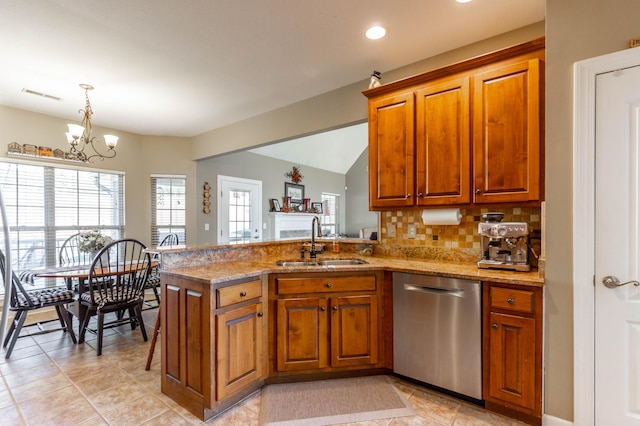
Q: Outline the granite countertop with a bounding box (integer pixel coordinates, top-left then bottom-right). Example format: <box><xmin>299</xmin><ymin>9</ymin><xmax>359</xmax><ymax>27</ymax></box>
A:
<box><xmin>160</xmin><ymin>254</ymin><xmax>544</xmax><ymax>287</ymax></box>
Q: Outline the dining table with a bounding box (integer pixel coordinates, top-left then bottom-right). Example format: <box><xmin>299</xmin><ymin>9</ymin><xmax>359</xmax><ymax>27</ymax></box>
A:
<box><xmin>30</xmin><ymin>259</ymin><xmax>158</xmax><ymax>343</ymax></box>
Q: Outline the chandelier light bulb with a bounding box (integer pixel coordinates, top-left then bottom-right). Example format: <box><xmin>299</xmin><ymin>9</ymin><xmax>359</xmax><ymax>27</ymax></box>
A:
<box><xmin>104</xmin><ymin>135</ymin><xmax>119</xmax><ymax>149</ymax></box>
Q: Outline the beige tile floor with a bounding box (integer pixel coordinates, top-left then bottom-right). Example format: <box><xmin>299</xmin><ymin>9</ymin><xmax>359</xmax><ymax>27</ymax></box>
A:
<box><xmin>0</xmin><ymin>299</ymin><xmax>528</xmax><ymax>426</ymax></box>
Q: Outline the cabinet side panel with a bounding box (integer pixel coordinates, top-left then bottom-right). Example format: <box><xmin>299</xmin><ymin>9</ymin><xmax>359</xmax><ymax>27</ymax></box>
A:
<box><xmin>164</xmin><ymin>284</ymin><xmax>181</xmax><ymax>380</ymax></box>
<box><xmin>185</xmin><ymin>289</ymin><xmax>204</xmax><ymax>393</ymax></box>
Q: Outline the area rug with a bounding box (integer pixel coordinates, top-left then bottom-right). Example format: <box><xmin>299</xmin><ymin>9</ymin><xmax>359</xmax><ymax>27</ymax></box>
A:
<box><xmin>258</xmin><ymin>375</ymin><xmax>415</xmax><ymax>425</ymax></box>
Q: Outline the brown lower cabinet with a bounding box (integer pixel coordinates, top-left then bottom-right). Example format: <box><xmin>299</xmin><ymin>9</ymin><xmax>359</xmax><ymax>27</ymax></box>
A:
<box><xmin>161</xmin><ymin>274</ymin><xmax>268</xmax><ymax>421</ymax></box>
<box><xmin>269</xmin><ymin>271</ymin><xmax>387</xmax><ymax>376</ymax></box>
<box><xmin>160</xmin><ymin>270</ymin><xmax>542</xmax><ymax>424</ymax></box>
<box><xmin>483</xmin><ymin>281</ymin><xmax>543</xmax><ymax>426</ymax></box>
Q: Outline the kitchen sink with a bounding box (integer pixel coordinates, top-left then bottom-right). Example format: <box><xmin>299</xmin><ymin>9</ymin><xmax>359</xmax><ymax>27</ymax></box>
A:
<box><xmin>275</xmin><ymin>260</ymin><xmax>320</xmax><ymax>266</ymax></box>
<box><xmin>275</xmin><ymin>258</ymin><xmax>368</xmax><ymax>267</ymax></box>
<box><xmin>317</xmin><ymin>259</ymin><xmax>369</xmax><ymax>266</ymax></box>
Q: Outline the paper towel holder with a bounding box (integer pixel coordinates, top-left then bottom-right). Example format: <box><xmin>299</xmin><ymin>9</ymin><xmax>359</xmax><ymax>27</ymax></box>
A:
<box><xmin>421</xmin><ymin>208</ymin><xmax>462</xmax><ymax>225</ymax></box>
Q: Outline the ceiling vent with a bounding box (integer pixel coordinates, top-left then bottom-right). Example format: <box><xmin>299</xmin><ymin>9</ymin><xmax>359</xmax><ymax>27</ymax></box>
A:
<box><xmin>21</xmin><ymin>88</ymin><xmax>63</xmax><ymax>102</ymax></box>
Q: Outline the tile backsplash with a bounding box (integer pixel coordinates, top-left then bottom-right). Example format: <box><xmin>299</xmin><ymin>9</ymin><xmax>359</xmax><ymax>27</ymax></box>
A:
<box><xmin>378</xmin><ymin>206</ymin><xmax>542</xmax><ymax>265</ymax></box>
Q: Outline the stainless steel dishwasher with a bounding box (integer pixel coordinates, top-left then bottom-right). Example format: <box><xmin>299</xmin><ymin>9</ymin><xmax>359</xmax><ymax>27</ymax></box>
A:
<box><xmin>393</xmin><ymin>272</ymin><xmax>482</xmax><ymax>401</ymax></box>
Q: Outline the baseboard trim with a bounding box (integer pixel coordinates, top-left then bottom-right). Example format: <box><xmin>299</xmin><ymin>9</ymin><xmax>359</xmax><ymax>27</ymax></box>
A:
<box><xmin>543</xmin><ymin>414</ymin><xmax>573</xmax><ymax>426</ymax></box>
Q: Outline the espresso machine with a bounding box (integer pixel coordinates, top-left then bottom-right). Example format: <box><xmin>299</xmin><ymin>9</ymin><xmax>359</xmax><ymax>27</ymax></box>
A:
<box><xmin>477</xmin><ymin>212</ymin><xmax>530</xmax><ymax>272</ymax></box>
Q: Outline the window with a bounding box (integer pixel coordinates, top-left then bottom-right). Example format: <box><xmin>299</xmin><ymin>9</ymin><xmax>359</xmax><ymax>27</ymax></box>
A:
<box><xmin>0</xmin><ymin>161</ymin><xmax>125</xmax><ymax>288</ymax></box>
<box><xmin>321</xmin><ymin>192</ymin><xmax>339</xmax><ymax>236</ymax></box>
<box><xmin>151</xmin><ymin>175</ymin><xmax>186</xmax><ymax>246</ymax></box>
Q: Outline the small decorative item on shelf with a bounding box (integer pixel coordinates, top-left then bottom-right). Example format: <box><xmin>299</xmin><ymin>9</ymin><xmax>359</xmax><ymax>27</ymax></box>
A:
<box><xmin>311</xmin><ymin>202</ymin><xmax>323</xmax><ymax>214</ymax></box>
<box><xmin>369</xmin><ymin>70</ymin><xmax>381</xmax><ymax>89</ymax></box>
<box><xmin>282</xmin><ymin>196</ymin><xmax>291</xmax><ymax>212</ymax></box>
<box><xmin>303</xmin><ymin>198</ymin><xmax>310</xmax><ymax>211</ymax></box>
<box><xmin>203</xmin><ymin>182</ymin><xmax>211</xmax><ymax>214</ymax></box>
<box><xmin>285</xmin><ymin>166</ymin><xmax>304</xmax><ymax>184</ymax></box>
<box><xmin>78</xmin><ymin>231</ymin><xmax>113</xmax><ymax>255</ymax></box>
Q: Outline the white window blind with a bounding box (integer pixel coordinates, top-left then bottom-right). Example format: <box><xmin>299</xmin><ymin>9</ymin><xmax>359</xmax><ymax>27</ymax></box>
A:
<box><xmin>151</xmin><ymin>175</ymin><xmax>186</xmax><ymax>246</ymax></box>
<box><xmin>0</xmin><ymin>161</ymin><xmax>125</xmax><ymax>288</ymax></box>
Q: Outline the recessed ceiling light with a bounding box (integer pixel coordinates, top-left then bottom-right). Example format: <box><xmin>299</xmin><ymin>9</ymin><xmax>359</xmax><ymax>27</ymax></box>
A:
<box><xmin>456</xmin><ymin>0</ymin><xmax>472</xmax><ymax>3</ymax></box>
<box><xmin>365</xmin><ymin>26</ymin><xmax>386</xmax><ymax>40</ymax></box>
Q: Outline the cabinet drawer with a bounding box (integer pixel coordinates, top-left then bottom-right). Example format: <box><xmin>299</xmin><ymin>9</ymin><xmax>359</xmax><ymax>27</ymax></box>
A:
<box><xmin>217</xmin><ymin>279</ymin><xmax>262</xmax><ymax>308</ymax></box>
<box><xmin>276</xmin><ymin>275</ymin><xmax>376</xmax><ymax>295</ymax></box>
<box><xmin>489</xmin><ymin>286</ymin><xmax>535</xmax><ymax>314</ymax></box>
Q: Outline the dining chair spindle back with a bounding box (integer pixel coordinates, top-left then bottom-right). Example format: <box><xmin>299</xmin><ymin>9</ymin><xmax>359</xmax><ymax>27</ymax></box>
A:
<box><xmin>77</xmin><ymin>238</ymin><xmax>151</xmax><ymax>356</ymax></box>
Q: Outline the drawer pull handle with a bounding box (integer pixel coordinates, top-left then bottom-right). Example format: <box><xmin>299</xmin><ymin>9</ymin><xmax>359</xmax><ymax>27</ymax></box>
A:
<box><xmin>326</xmin><ymin>283</ymin><xmax>332</xmax><ymax>288</ymax></box>
<box><xmin>320</xmin><ymin>306</ymin><xmax>326</xmax><ymax>312</ymax></box>
<box><xmin>240</xmin><ymin>291</ymin><xmax>247</xmax><ymax>297</ymax></box>
<box><xmin>492</xmin><ymin>323</ymin><xmax>499</xmax><ymax>330</ymax></box>
<box><xmin>257</xmin><ymin>312</ymin><xmax>263</xmax><ymax>317</ymax></box>
<box><xmin>507</xmin><ymin>297</ymin><xmax>514</xmax><ymax>304</ymax></box>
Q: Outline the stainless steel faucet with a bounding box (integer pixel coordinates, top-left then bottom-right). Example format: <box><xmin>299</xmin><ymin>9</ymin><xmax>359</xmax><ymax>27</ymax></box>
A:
<box><xmin>310</xmin><ymin>216</ymin><xmax>323</xmax><ymax>258</ymax></box>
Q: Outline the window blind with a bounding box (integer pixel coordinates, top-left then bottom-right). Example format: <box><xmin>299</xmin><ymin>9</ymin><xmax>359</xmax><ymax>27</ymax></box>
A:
<box><xmin>0</xmin><ymin>160</ymin><xmax>125</xmax><ymax>289</ymax></box>
<box><xmin>150</xmin><ymin>175</ymin><xmax>186</xmax><ymax>246</ymax></box>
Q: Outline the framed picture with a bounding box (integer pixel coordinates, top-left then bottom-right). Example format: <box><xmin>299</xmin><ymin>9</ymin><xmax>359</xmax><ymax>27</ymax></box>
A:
<box><xmin>311</xmin><ymin>202</ymin><xmax>323</xmax><ymax>214</ymax></box>
<box><xmin>270</xmin><ymin>198</ymin><xmax>281</xmax><ymax>212</ymax></box>
<box><xmin>284</xmin><ymin>182</ymin><xmax>304</xmax><ymax>204</ymax></box>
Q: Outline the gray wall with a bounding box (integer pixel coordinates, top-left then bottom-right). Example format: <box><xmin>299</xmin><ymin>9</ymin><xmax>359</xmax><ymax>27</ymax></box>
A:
<box><xmin>345</xmin><ymin>148</ymin><xmax>378</xmax><ymax>237</ymax></box>
<box><xmin>197</xmin><ymin>151</ymin><xmax>345</xmax><ymax>243</ymax></box>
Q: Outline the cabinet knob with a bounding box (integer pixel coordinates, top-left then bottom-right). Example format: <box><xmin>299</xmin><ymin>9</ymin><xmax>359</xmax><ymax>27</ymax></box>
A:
<box><xmin>257</xmin><ymin>312</ymin><xmax>263</xmax><ymax>317</ymax></box>
<box><xmin>418</xmin><ymin>192</ymin><xmax>424</xmax><ymax>197</ymax></box>
<box><xmin>492</xmin><ymin>323</ymin><xmax>499</xmax><ymax>330</ymax></box>
<box><xmin>333</xmin><ymin>306</ymin><xmax>338</xmax><ymax>311</ymax></box>
<box><xmin>320</xmin><ymin>306</ymin><xmax>326</xmax><ymax>312</ymax></box>
<box><xmin>326</xmin><ymin>283</ymin><xmax>332</xmax><ymax>288</ymax></box>
<box><xmin>475</xmin><ymin>189</ymin><xmax>481</xmax><ymax>195</ymax></box>
<box><xmin>507</xmin><ymin>297</ymin><xmax>514</xmax><ymax>304</ymax></box>
<box><xmin>406</xmin><ymin>193</ymin><xmax>411</xmax><ymax>198</ymax></box>
<box><xmin>240</xmin><ymin>291</ymin><xmax>247</xmax><ymax>297</ymax></box>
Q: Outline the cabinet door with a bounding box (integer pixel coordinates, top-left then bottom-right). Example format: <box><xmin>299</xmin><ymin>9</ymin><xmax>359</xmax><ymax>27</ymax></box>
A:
<box><xmin>368</xmin><ymin>92</ymin><xmax>415</xmax><ymax>208</ymax></box>
<box><xmin>487</xmin><ymin>311</ymin><xmax>536</xmax><ymax>410</ymax></box>
<box><xmin>415</xmin><ymin>77</ymin><xmax>471</xmax><ymax>205</ymax></box>
<box><xmin>215</xmin><ymin>302</ymin><xmax>264</xmax><ymax>400</ymax></box>
<box><xmin>276</xmin><ymin>297</ymin><xmax>328</xmax><ymax>371</ymax></box>
<box><xmin>473</xmin><ymin>59</ymin><xmax>542</xmax><ymax>203</ymax></box>
<box><xmin>330</xmin><ymin>295</ymin><xmax>378</xmax><ymax>368</ymax></box>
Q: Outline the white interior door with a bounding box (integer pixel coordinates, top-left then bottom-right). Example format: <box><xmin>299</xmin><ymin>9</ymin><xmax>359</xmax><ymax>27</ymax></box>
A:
<box><xmin>217</xmin><ymin>175</ymin><xmax>262</xmax><ymax>243</ymax></box>
<box><xmin>595</xmin><ymin>64</ymin><xmax>640</xmax><ymax>424</ymax></box>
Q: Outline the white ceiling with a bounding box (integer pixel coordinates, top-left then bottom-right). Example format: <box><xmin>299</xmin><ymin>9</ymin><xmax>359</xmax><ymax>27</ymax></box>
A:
<box><xmin>0</xmin><ymin>0</ymin><xmax>545</xmax><ymax>139</ymax></box>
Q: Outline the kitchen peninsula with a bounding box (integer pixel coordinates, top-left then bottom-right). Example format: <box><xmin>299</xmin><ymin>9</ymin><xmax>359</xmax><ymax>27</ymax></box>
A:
<box><xmin>158</xmin><ymin>239</ymin><xmax>544</xmax><ymax>425</ymax></box>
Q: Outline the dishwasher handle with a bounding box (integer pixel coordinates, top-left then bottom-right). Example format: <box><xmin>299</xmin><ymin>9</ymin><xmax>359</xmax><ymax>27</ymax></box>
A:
<box><xmin>403</xmin><ymin>283</ymin><xmax>464</xmax><ymax>297</ymax></box>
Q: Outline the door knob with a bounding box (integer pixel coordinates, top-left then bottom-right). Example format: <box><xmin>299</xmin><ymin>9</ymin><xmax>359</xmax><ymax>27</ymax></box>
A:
<box><xmin>602</xmin><ymin>275</ymin><xmax>640</xmax><ymax>288</ymax></box>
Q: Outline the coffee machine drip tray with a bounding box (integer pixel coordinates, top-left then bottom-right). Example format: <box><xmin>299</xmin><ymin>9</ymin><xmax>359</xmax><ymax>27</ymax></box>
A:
<box><xmin>477</xmin><ymin>259</ymin><xmax>531</xmax><ymax>272</ymax></box>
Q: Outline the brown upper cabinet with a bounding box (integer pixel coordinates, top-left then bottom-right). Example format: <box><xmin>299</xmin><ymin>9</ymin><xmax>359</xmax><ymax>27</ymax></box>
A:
<box><xmin>364</xmin><ymin>38</ymin><xmax>545</xmax><ymax>210</ymax></box>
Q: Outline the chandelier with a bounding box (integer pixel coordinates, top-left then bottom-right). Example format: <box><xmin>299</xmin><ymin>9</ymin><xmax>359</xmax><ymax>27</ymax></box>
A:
<box><xmin>65</xmin><ymin>84</ymin><xmax>118</xmax><ymax>163</ymax></box>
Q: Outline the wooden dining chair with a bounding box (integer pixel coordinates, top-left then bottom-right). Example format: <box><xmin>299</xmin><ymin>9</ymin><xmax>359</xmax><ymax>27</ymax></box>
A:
<box><xmin>143</xmin><ymin>232</ymin><xmax>179</xmax><ymax>309</ymax></box>
<box><xmin>59</xmin><ymin>232</ymin><xmax>95</xmax><ymax>266</ymax></box>
<box><xmin>77</xmin><ymin>238</ymin><xmax>151</xmax><ymax>356</ymax></box>
<box><xmin>0</xmin><ymin>250</ymin><xmax>76</xmax><ymax>359</ymax></box>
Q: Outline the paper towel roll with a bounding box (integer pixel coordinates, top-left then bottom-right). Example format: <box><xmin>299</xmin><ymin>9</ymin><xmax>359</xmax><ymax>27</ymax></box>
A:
<box><xmin>421</xmin><ymin>208</ymin><xmax>462</xmax><ymax>225</ymax></box>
